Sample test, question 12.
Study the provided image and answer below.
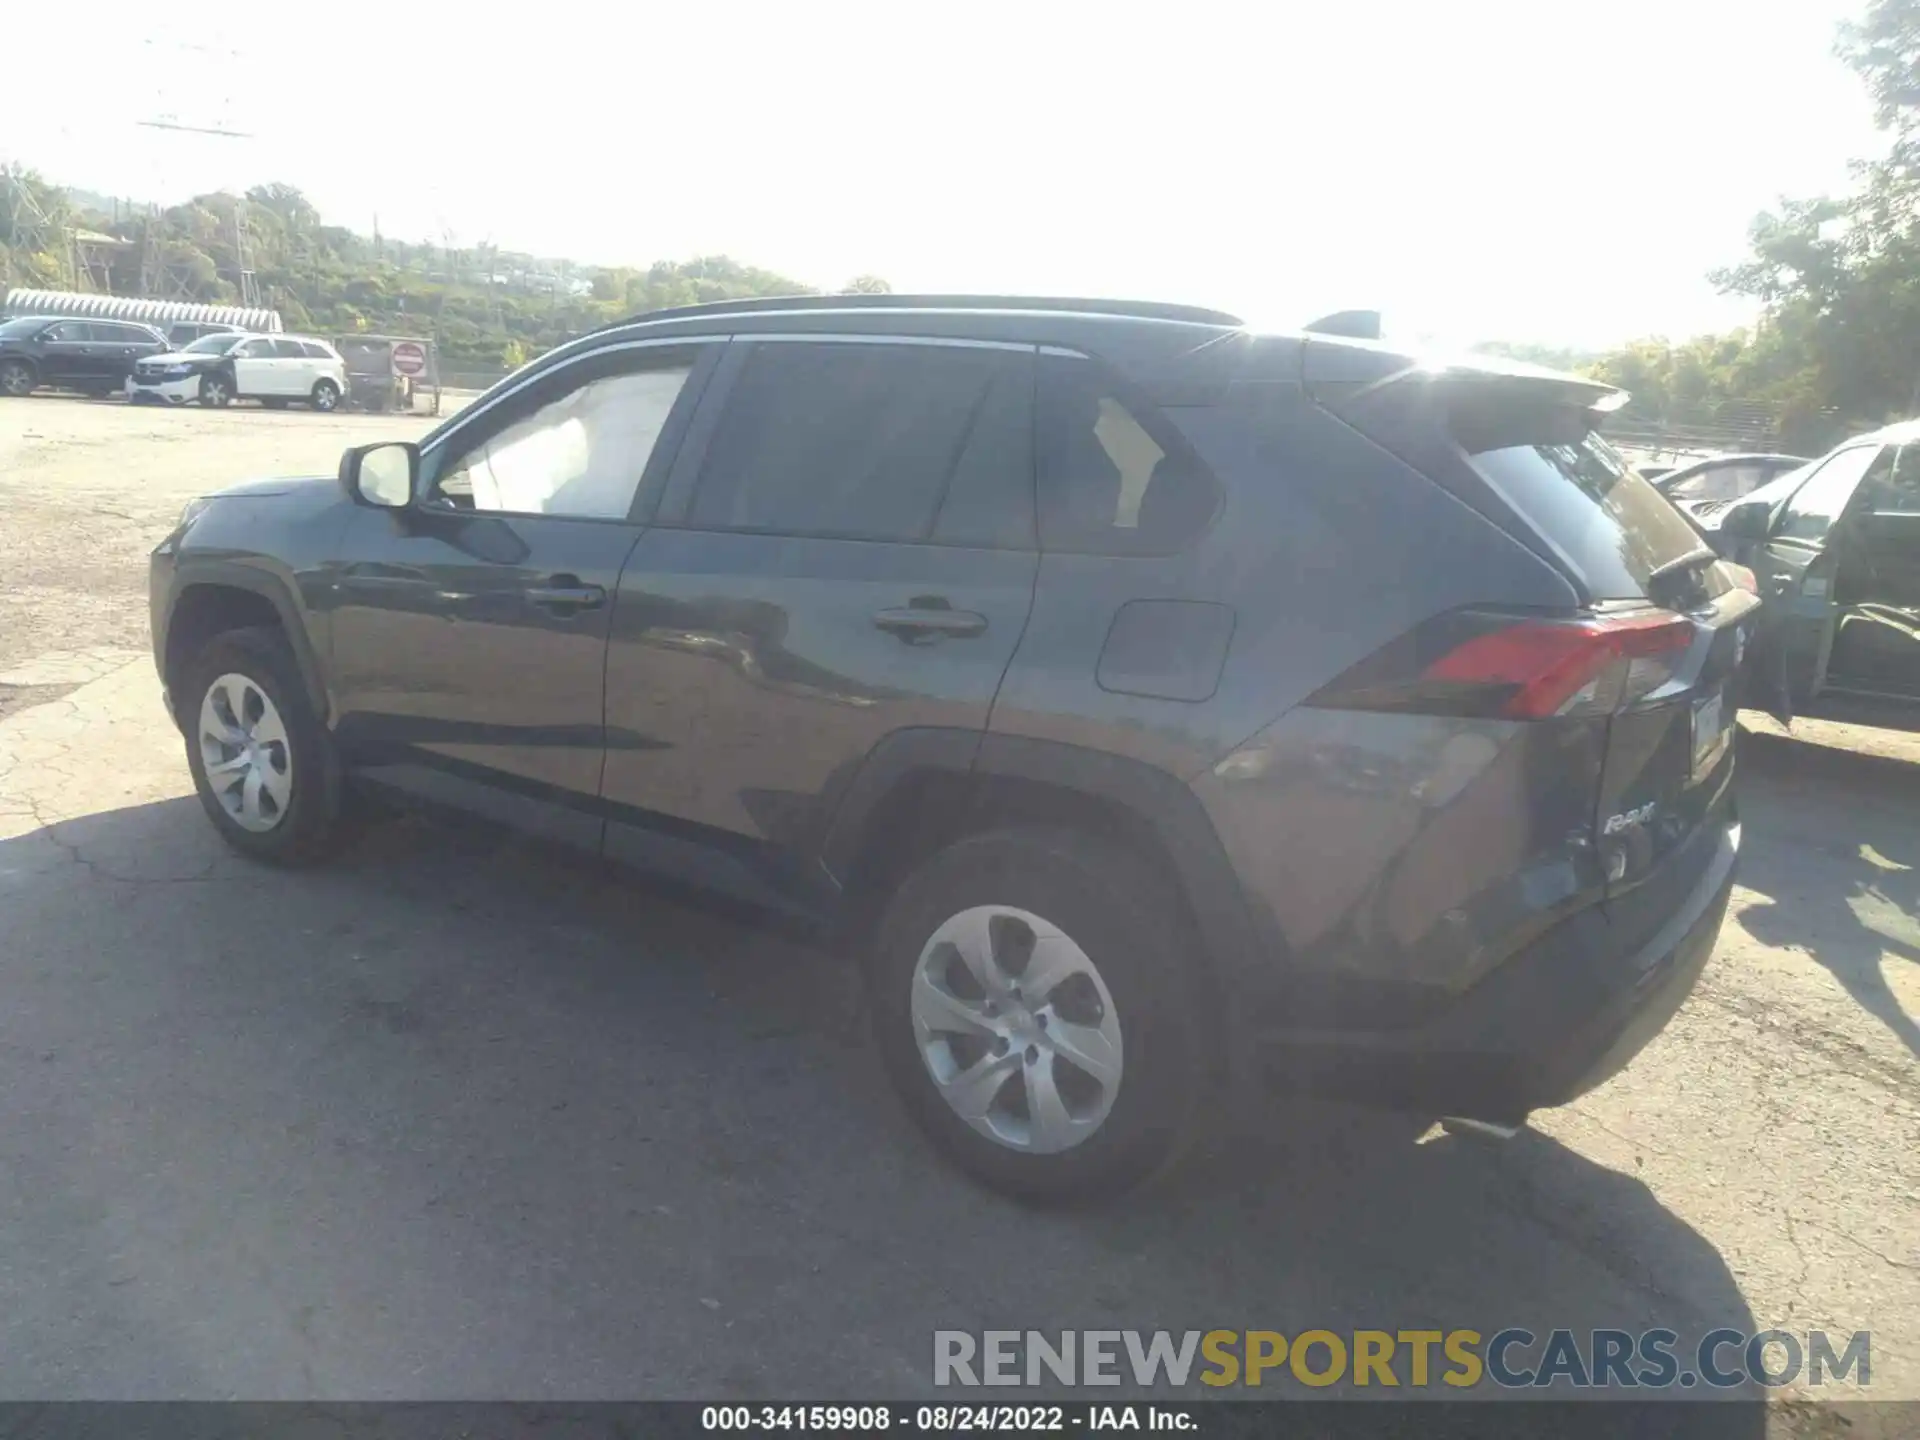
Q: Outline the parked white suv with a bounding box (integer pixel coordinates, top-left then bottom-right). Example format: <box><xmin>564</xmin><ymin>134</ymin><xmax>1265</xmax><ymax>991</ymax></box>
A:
<box><xmin>127</xmin><ymin>333</ymin><xmax>349</xmax><ymax>412</ymax></box>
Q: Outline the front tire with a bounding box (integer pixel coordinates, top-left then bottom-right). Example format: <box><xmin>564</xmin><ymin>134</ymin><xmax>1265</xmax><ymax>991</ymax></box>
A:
<box><xmin>868</xmin><ymin>828</ymin><xmax>1202</xmax><ymax>1203</ymax></box>
<box><xmin>181</xmin><ymin>627</ymin><xmax>344</xmax><ymax>864</ymax></box>
<box><xmin>0</xmin><ymin>360</ymin><xmax>36</xmax><ymax>397</ymax></box>
<box><xmin>198</xmin><ymin>373</ymin><xmax>233</xmax><ymax>407</ymax></box>
<box><xmin>310</xmin><ymin>379</ymin><xmax>340</xmax><ymax>412</ymax></box>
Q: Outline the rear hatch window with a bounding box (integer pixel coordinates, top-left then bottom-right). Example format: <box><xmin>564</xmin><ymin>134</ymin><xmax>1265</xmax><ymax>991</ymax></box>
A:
<box><xmin>1460</xmin><ymin>427</ymin><xmax>1706</xmax><ymax>602</ymax></box>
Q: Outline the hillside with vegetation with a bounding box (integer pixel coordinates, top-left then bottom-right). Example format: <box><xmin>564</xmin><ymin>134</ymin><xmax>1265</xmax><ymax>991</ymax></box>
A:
<box><xmin>0</xmin><ymin>175</ymin><xmax>889</xmax><ymax>371</ymax></box>
<box><xmin>7</xmin><ymin>0</ymin><xmax>1920</xmax><ymax>435</ymax></box>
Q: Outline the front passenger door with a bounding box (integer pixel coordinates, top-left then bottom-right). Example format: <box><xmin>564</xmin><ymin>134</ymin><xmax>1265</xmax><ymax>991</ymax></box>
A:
<box><xmin>328</xmin><ymin>339</ymin><xmax>720</xmax><ymax>847</ymax></box>
<box><xmin>1826</xmin><ymin>441</ymin><xmax>1920</xmax><ymax>700</ymax></box>
<box><xmin>36</xmin><ymin>321</ymin><xmax>93</xmax><ymax>386</ymax></box>
<box><xmin>1749</xmin><ymin>443</ymin><xmax>1888</xmax><ymax>709</ymax></box>
<box><xmin>229</xmin><ymin>337</ymin><xmax>276</xmax><ymax>397</ymax></box>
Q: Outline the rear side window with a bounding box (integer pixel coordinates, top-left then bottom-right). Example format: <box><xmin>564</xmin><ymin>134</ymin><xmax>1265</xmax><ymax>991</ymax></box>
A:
<box><xmin>1037</xmin><ymin>356</ymin><xmax>1220</xmax><ymax>554</ymax></box>
<box><xmin>1460</xmin><ymin>423</ymin><xmax>1704</xmax><ymax>600</ymax></box>
<box><xmin>271</xmin><ymin>339</ymin><xmax>308</xmax><ymax>359</ymax></box>
<box><xmin>689</xmin><ymin>341</ymin><xmax>1030</xmax><ymax>544</ymax></box>
<box><xmin>298</xmin><ymin>340</ymin><xmax>334</xmax><ymax>359</ymax></box>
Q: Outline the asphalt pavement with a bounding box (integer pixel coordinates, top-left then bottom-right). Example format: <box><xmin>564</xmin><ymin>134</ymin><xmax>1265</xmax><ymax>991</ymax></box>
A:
<box><xmin>0</xmin><ymin>399</ymin><xmax>1914</xmax><ymax>1409</ymax></box>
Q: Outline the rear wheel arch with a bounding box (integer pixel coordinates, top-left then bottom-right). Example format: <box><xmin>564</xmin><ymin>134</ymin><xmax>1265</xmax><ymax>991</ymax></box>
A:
<box><xmin>823</xmin><ymin>730</ymin><xmax>1261</xmax><ymax>1070</ymax></box>
<box><xmin>164</xmin><ymin>574</ymin><xmax>329</xmax><ymax>728</ymax></box>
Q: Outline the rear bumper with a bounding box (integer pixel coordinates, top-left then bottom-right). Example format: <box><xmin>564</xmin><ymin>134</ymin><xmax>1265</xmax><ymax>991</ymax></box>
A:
<box><xmin>1250</xmin><ymin>816</ymin><xmax>1739</xmax><ymax>1122</ymax></box>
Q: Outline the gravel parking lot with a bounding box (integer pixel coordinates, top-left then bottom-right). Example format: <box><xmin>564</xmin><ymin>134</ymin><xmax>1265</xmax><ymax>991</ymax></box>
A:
<box><xmin>0</xmin><ymin>398</ymin><xmax>1915</xmax><ymax>1412</ymax></box>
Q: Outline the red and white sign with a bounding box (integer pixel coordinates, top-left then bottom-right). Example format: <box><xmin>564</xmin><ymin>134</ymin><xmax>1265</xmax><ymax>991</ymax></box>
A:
<box><xmin>391</xmin><ymin>341</ymin><xmax>428</xmax><ymax>377</ymax></box>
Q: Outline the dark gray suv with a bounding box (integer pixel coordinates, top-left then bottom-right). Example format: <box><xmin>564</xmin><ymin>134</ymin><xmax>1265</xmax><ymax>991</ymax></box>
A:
<box><xmin>150</xmin><ymin>295</ymin><xmax>1755</xmax><ymax>1202</ymax></box>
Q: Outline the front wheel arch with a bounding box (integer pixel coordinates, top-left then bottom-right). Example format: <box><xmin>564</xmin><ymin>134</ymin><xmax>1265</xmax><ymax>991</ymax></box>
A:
<box><xmin>162</xmin><ymin>573</ymin><xmax>331</xmax><ymax>731</ymax></box>
<box><xmin>0</xmin><ymin>357</ymin><xmax>38</xmax><ymax>395</ymax></box>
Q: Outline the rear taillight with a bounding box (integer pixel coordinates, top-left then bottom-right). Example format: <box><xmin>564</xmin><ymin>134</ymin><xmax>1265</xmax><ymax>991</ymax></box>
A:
<box><xmin>1308</xmin><ymin>609</ymin><xmax>1696</xmax><ymax>719</ymax></box>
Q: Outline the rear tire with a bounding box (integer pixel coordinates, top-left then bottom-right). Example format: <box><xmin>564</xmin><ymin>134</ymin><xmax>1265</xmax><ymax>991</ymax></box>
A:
<box><xmin>181</xmin><ymin>627</ymin><xmax>345</xmax><ymax>865</ymax></box>
<box><xmin>0</xmin><ymin>360</ymin><xmax>35</xmax><ymax>397</ymax></box>
<box><xmin>310</xmin><ymin>379</ymin><xmax>340</xmax><ymax>412</ymax></box>
<box><xmin>868</xmin><ymin>827</ymin><xmax>1202</xmax><ymax>1204</ymax></box>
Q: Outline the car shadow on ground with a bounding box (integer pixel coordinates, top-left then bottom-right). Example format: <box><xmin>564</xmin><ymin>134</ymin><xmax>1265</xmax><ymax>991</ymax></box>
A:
<box><xmin>1737</xmin><ymin>732</ymin><xmax>1920</xmax><ymax>1061</ymax></box>
<box><xmin>0</xmin><ymin>795</ymin><xmax>1760</xmax><ymax>1415</ymax></box>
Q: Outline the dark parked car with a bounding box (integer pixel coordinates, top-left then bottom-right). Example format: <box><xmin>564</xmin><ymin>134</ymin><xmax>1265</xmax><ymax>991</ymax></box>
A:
<box><xmin>1710</xmin><ymin>425</ymin><xmax>1920</xmax><ymax>723</ymax></box>
<box><xmin>149</xmin><ymin>295</ymin><xmax>1755</xmax><ymax>1201</ymax></box>
<box><xmin>0</xmin><ymin>314</ymin><xmax>169</xmax><ymax>397</ymax></box>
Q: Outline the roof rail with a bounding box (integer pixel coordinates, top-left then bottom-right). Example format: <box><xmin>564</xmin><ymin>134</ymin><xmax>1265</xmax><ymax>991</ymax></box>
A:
<box><xmin>596</xmin><ymin>293</ymin><xmax>1244</xmax><ymax>332</ymax></box>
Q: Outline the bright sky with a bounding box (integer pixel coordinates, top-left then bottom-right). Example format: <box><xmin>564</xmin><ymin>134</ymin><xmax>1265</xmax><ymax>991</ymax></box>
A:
<box><xmin>2</xmin><ymin>1</ymin><xmax>1882</xmax><ymax>350</ymax></box>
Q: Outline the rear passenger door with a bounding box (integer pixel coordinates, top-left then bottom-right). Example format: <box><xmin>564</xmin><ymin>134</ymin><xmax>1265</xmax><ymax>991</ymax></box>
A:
<box><xmin>600</xmin><ymin>336</ymin><xmax>1039</xmax><ymax>910</ymax></box>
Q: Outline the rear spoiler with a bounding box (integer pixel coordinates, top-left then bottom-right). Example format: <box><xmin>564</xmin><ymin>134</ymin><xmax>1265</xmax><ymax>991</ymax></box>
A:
<box><xmin>1301</xmin><ymin>334</ymin><xmax>1626</xmax><ymax>420</ymax></box>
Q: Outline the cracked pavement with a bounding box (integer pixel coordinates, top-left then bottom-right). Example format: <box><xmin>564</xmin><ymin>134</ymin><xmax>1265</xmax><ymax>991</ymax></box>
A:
<box><xmin>0</xmin><ymin>399</ymin><xmax>1915</xmax><ymax>1411</ymax></box>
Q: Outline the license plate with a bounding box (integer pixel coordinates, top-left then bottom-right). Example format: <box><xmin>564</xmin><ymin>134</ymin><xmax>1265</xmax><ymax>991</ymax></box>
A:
<box><xmin>1691</xmin><ymin>688</ymin><xmax>1730</xmax><ymax>782</ymax></box>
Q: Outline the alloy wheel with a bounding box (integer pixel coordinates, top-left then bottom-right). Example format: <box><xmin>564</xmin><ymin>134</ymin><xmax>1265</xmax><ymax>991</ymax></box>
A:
<box><xmin>910</xmin><ymin>904</ymin><xmax>1124</xmax><ymax>1154</ymax></box>
<box><xmin>197</xmin><ymin>672</ymin><xmax>293</xmax><ymax>833</ymax></box>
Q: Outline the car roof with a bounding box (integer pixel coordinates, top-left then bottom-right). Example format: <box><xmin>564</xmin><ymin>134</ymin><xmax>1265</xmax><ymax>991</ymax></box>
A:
<box><xmin>544</xmin><ymin>293</ymin><xmax>1616</xmax><ymax>410</ymax></box>
<box><xmin>1848</xmin><ymin>416</ymin><xmax>1920</xmax><ymax>446</ymax></box>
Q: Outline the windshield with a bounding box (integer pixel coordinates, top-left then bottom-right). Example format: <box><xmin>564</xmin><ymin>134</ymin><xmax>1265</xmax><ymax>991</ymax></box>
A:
<box><xmin>184</xmin><ymin>334</ymin><xmax>242</xmax><ymax>354</ymax></box>
<box><xmin>0</xmin><ymin>317</ymin><xmax>48</xmax><ymax>339</ymax></box>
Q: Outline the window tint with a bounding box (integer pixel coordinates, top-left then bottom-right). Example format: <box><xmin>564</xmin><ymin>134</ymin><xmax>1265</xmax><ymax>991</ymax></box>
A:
<box><xmin>433</xmin><ymin>363</ymin><xmax>692</xmax><ymax>519</ymax></box>
<box><xmin>45</xmin><ymin>322</ymin><xmax>87</xmax><ymax>341</ymax></box>
<box><xmin>689</xmin><ymin>342</ymin><xmax>1026</xmax><ymax>542</ymax></box>
<box><xmin>1037</xmin><ymin>356</ymin><xmax>1219</xmax><ymax>554</ymax></box>
<box><xmin>1464</xmin><ymin>430</ymin><xmax>1703</xmax><ymax>600</ymax></box>
<box><xmin>235</xmin><ymin>338</ymin><xmax>274</xmax><ymax>358</ymax></box>
<box><xmin>298</xmin><ymin>340</ymin><xmax>334</xmax><ymax>359</ymax></box>
<box><xmin>270</xmin><ymin>339</ymin><xmax>308</xmax><ymax>359</ymax></box>
<box><xmin>1668</xmin><ymin>461</ymin><xmax>1768</xmax><ymax>502</ymax></box>
<box><xmin>1779</xmin><ymin>445</ymin><xmax>1884</xmax><ymax>542</ymax></box>
<box><xmin>185</xmin><ymin>334</ymin><xmax>240</xmax><ymax>354</ymax></box>
<box><xmin>1856</xmin><ymin>444</ymin><xmax>1920</xmax><ymax>515</ymax></box>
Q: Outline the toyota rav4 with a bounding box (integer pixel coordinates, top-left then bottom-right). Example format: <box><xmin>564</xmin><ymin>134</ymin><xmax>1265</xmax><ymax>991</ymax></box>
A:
<box><xmin>150</xmin><ymin>295</ymin><xmax>1754</xmax><ymax>1202</ymax></box>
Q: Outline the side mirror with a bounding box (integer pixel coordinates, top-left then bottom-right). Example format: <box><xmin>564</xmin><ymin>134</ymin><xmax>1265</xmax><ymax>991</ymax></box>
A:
<box><xmin>339</xmin><ymin>441</ymin><xmax>417</xmax><ymax>509</ymax></box>
<box><xmin>1719</xmin><ymin>498</ymin><xmax>1772</xmax><ymax>542</ymax></box>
